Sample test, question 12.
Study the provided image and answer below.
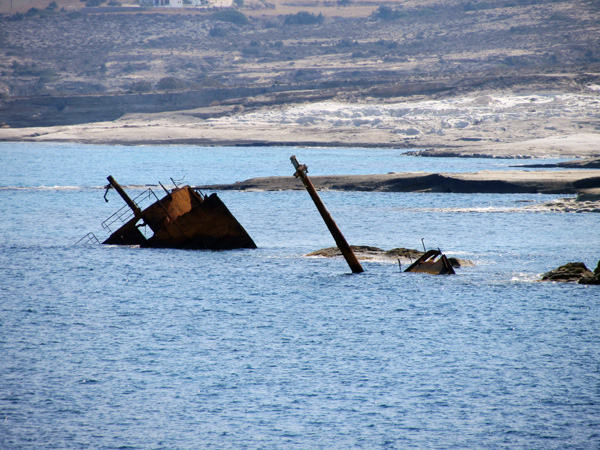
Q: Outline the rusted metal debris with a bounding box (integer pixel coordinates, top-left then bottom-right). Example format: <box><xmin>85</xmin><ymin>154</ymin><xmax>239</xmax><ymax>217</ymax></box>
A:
<box><xmin>404</xmin><ymin>249</ymin><xmax>456</xmax><ymax>275</ymax></box>
<box><xmin>291</xmin><ymin>155</ymin><xmax>364</xmax><ymax>274</ymax></box>
<box><xmin>289</xmin><ymin>156</ymin><xmax>457</xmax><ymax>276</ymax></box>
<box><xmin>82</xmin><ymin>175</ymin><xmax>256</xmax><ymax>250</ymax></box>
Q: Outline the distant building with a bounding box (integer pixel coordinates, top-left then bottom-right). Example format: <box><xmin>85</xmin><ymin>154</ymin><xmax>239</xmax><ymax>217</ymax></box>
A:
<box><xmin>138</xmin><ymin>0</ymin><xmax>233</xmax><ymax>6</ymax></box>
<box><xmin>139</xmin><ymin>0</ymin><xmax>183</xmax><ymax>6</ymax></box>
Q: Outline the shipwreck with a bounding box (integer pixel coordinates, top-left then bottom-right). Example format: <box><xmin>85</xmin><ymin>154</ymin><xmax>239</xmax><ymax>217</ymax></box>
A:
<box><xmin>79</xmin><ymin>175</ymin><xmax>256</xmax><ymax>250</ymax></box>
<box><xmin>290</xmin><ymin>155</ymin><xmax>457</xmax><ymax>276</ymax></box>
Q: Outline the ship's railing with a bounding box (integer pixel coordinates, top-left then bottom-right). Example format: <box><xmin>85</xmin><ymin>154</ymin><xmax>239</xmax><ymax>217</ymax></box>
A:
<box><xmin>101</xmin><ymin>188</ymin><xmax>158</xmax><ymax>234</ymax></box>
<box><xmin>76</xmin><ymin>232</ymin><xmax>100</xmax><ymax>245</ymax></box>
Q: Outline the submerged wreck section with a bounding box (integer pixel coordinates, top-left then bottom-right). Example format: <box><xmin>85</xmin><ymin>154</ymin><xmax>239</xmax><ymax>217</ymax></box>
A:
<box><xmin>403</xmin><ymin>249</ymin><xmax>456</xmax><ymax>275</ymax></box>
<box><xmin>291</xmin><ymin>155</ymin><xmax>364</xmax><ymax>274</ymax></box>
<box><xmin>98</xmin><ymin>176</ymin><xmax>256</xmax><ymax>250</ymax></box>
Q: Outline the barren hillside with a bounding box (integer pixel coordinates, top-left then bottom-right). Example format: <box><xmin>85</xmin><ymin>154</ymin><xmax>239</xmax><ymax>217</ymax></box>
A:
<box><xmin>1</xmin><ymin>0</ymin><xmax>599</xmax><ymax>131</ymax></box>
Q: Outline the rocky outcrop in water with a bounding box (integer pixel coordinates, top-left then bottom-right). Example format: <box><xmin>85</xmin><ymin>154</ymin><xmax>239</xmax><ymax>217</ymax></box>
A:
<box><xmin>307</xmin><ymin>246</ymin><xmax>424</xmax><ymax>261</ymax></box>
<box><xmin>541</xmin><ymin>260</ymin><xmax>600</xmax><ymax>284</ymax></box>
<box><xmin>306</xmin><ymin>246</ymin><xmax>469</xmax><ymax>268</ymax></box>
<box><xmin>532</xmin><ymin>189</ymin><xmax>600</xmax><ymax>213</ymax></box>
<box><xmin>515</xmin><ymin>158</ymin><xmax>600</xmax><ymax>169</ymax></box>
<box><xmin>197</xmin><ymin>171</ymin><xmax>600</xmax><ymax>195</ymax></box>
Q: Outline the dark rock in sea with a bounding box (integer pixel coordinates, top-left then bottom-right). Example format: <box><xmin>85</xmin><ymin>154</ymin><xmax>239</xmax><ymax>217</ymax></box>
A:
<box><xmin>579</xmin><ymin>260</ymin><xmax>600</xmax><ymax>285</ymax></box>
<box><xmin>541</xmin><ymin>262</ymin><xmax>594</xmax><ymax>283</ymax></box>
<box><xmin>514</xmin><ymin>158</ymin><xmax>600</xmax><ymax>169</ymax></box>
<box><xmin>576</xmin><ymin>188</ymin><xmax>600</xmax><ymax>202</ymax></box>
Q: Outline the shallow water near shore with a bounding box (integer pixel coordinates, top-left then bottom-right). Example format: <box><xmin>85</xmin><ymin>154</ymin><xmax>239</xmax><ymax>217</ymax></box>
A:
<box><xmin>1</xmin><ymin>143</ymin><xmax>599</xmax><ymax>449</ymax></box>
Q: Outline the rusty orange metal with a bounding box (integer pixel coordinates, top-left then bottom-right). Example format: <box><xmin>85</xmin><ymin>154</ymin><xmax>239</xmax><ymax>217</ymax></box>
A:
<box><xmin>291</xmin><ymin>156</ymin><xmax>364</xmax><ymax>274</ymax></box>
<box><xmin>94</xmin><ymin>176</ymin><xmax>256</xmax><ymax>250</ymax></box>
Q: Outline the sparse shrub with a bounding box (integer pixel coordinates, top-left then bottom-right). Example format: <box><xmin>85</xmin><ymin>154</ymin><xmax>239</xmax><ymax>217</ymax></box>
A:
<box><xmin>372</xmin><ymin>5</ymin><xmax>405</xmax><ymax>20</ymax></box>
<box><xmin>376</xmin><ymin>39</ymin><xmax>398</xmax><ymax>49</ymax></box>
<box><xmin>336</xmin><ymin>38</ymin><xmax>355</xmax><ymax>48</ymax></box>
<box><xmin>108</xmin><ymin>0</ymin><xmax>122</xmax><ymax>5</ymax></box>
<box><xmin>211</xmin><ymin>10</ymin><xmax>249</xmax><ymax>26</ymax></box>
<box><xmin>196</xmin><ymin>76</ymin><xmax>224</xmax><ymax>88</ymax></box>
<box><xmin>503</xmin><ymin>55</ymin><xmax>528</xmax><ymax>67</ymax></box>
<box><xmin>415</xmin><ymin>7</ymin><xmax>435</xmax><ymax>17</ymax></box>
<box><xmin>26</xmin><ymin>7</ymin><xmax>40</xmax><ymax>15</ymax></box>
<box><xmin>509</xmin><ymin>25</ymin><xmax>528</xmax><ymax>33</ymax></box>
<box><xmin>11</xmin><ymin>61</ymin><xmax>57</xmax><ymax>80</ymax></box>
<box><xmin>156</xmin><ymin>77</ymin><xmax>188</xmax><ymax>91</ymax></box>
<box><xmin>242</xmin><ymin>46</ymin><xmax>261</xmax><ymax>57</ymax></box>
<box><xmin>293</xmin><ymin>68</ymin><xmax>320</xmax><ymax>80</ymax></box>
<box><xmin>283</xmin><ymin>11</ymin><xmax>324</xmax><ymax>26</ymax></box>
<box><xmin>7</xmin><ymin>12</ymin><xmax>25</xmax><ymax>20</ymax></box>
<box><xmin>127</xmin><ymin>80</ymin><xmax>152</xmax><ymax>93</ymax></box>
<box><xmin>46</xmin><ymin>1</ymin><xmax>58</xmax><ymax>10</ymax></box>
<box><xmin>549</xmin><ymin>13</ymin><xmax>570</xmax><ymax>21</ymax></box>
<box><xmin>264</xmin><ymin>18</ymin><xmax>279</xmax><ymax>28</ymax></box>
<box><xmin>122</xmin><ymin>62</ymin><xmax>150</xmax><ymax>73</ymax></box>
<box><xmin>584</xmin><ymin>49</ymin><xmax>599</xmax><ymax>63</ymax></box>
<box><xmin>85</xmin><ymin>0</ymin><xmax>105</xmax><ymax>7</ymax></box>
<box><xmin>39</xmin><ymin>69</ymin><xmax>57</xmax><ymax>82</ymax></box>
<box><xmin>209</xmin><ymin>26</ymin><xmax>227</xmax><ymax>37</ymax></box>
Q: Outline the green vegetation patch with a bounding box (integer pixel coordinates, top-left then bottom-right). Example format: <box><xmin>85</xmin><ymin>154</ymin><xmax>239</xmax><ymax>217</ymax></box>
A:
<box><xmin>211</xmin><ymin>10</ymin><xmax>249</xmax><ymax>26</ymax></box>
<box><xmin>283</xmin><ymin>11</ymin><xmax>324</xmax><ymax>26</ymax></box>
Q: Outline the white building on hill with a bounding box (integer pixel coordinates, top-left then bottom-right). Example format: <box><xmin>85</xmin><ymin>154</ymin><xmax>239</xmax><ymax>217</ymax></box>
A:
<box><xmin>139</xmin><ymin>0</ymin><xmax>183</xmax><ymax>6</ymax></box>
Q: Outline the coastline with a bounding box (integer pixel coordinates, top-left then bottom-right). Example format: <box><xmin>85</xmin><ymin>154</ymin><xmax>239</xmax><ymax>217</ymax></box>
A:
<box><xmin>194</xmin><ymin>170</ymin><xmax>600</xmax><ymax>213</ymax></box>
<box><xmin>196</xmin><ymin>170</ymin><xmax>600</xmax><ymax>195</ymax></box>
<box><xmin>2</xmin><ymin>92</ymin><xmax>600</xmax><ymax>212</ymax></box>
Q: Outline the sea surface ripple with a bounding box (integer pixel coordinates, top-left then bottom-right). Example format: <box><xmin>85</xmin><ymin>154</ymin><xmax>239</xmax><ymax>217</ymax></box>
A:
<box><xmin>1</xmin><ymin>143</ymin><xmax>598</xmax><ymax>449</ymax></box>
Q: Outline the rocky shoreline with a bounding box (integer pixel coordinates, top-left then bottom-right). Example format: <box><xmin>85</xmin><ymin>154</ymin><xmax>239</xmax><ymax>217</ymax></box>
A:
<box><xmin>305</xmin><ymin>245</ymin><xmax>473</xmax><ymax>268</ymax></box>
<box><xmin>193</xmin><ymin>171</ymin><xmax>600</xmax><ymax>213</ymax></box>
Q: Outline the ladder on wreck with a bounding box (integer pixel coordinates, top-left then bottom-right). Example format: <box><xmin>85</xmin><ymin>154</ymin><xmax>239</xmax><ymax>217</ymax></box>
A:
<box><xmin>101</xmin><ymin>187</ymin><xmax>159</xmax><ymax>235</ymax></box>
<box><xmin>75</xmin><ymin>232</ymin><xmax>100</xmax><ymax>245</ymax></box>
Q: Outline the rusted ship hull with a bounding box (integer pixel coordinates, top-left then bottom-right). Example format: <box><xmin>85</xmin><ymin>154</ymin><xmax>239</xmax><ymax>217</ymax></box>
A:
<box><xmin>100</xmin><ymin>176</ymin><xmax>256</xmax><ymax>250</ymax></box>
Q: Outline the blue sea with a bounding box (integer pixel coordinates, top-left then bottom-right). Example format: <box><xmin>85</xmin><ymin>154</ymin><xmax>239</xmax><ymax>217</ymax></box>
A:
<box><xmin>1</xmin><ymin>142</ymin><xmax>599</xmax><ymax>449</ymax></box>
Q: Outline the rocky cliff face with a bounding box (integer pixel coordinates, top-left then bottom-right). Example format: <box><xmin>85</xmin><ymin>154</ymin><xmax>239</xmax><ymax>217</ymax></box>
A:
<box><xmin>0</xmin><ymin>85</ymin><xmax>295</xmax><ymax>126</ymax></box>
